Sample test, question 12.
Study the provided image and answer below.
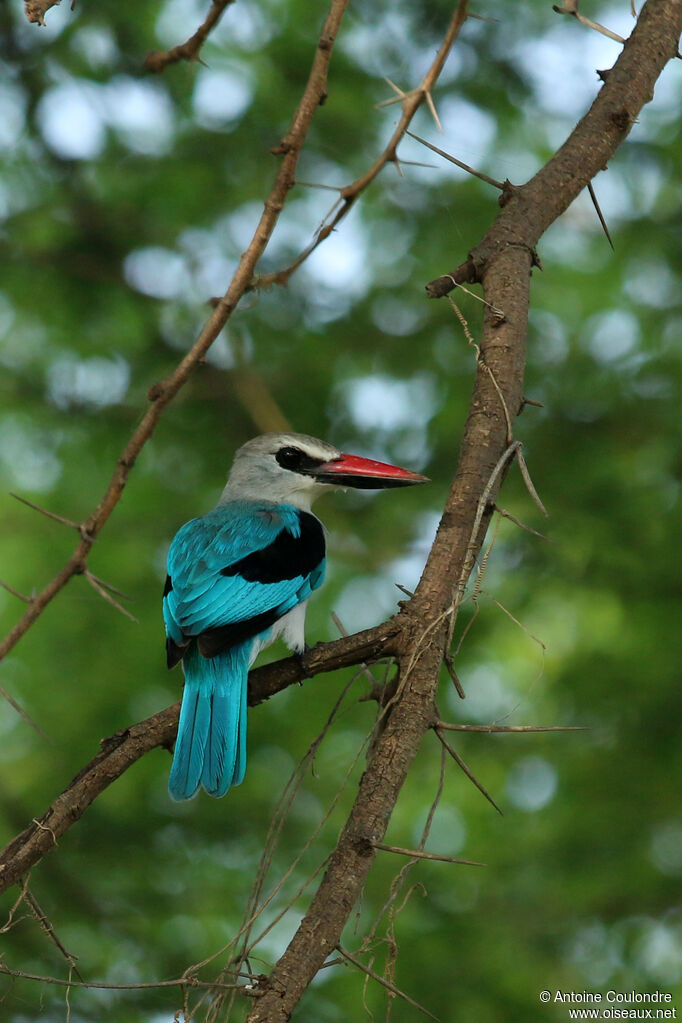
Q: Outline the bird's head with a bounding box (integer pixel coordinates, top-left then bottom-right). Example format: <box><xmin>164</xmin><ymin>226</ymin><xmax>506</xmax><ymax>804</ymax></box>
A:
<box><xmin>220</xmin><ymin>432</ymin><xmax>429</xmax><ymax>509</ymax></box>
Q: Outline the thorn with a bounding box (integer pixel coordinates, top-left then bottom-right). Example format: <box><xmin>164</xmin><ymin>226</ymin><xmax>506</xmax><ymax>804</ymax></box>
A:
<box><xmin>406</xmin><ymin>130</ymin><xmax>505</xmax><ymax>190</ymax></box>
<box><xmin>372</xmin><ymin>842</ymin><xmax>485</xmax><ymax>867</ymax></box>
<box><xmin>435</xmin><ymin>727</ymin><xmax>503</xmax><ymax>815</ymax></box>
<box><xmin>0</xmin><ymin>685</ymin><xmax>49</xmax><ymax>739</ymax></box>
<box><xmin>494</xmin><ymin>505</ymin><xmax>550</xmax><ymax>541</ymax></box>
<box><xmin>521</xmin><ymin>396</ymin><xmax>544</xmax><ymax>409</ymax></box>
<box><xmin>375</xmin><ymin>76</ymin><xmax>408</xmax><ymax>108</ymax></box>
<box><xmin>587</xmin><ymin>180</ymin><xmax>614</xmax><ymax>250</ymax></box>
<box><xmin>515</xmin><ymin>446</ymin><xmax>549</xmax><ymax>518</ymax></box>
<box><xmin>84</xmin><ymin>571</ymin><xmax>138</xmax><ymax>622</ymax></box>
<box><xmin>10</xmin><ymin>493</ymin><xmax>80</xmax><ymax>531</ymax></box>
<box><xmin>444</xmin><ymin>654</ymin><xmax>466</xmax><ymax>699</ymax></box>
<box><xmin>424</xmin><ymin>89</ymin><xmax>443</xmax><ymax>133</ymax></box>
<box><xmin>384</xmin><ymin>76</ymin><xmax>406</xmax><ymax>97</ymax></box>
<box><xmin>436</xmin><ymin>720</ymin><xmax>588</xmax><ymax>733</ymax></box>
<box><xmin>0</xmin><ymin>578</ymin><xmax>31</xmax><ymax>603</ymax></box>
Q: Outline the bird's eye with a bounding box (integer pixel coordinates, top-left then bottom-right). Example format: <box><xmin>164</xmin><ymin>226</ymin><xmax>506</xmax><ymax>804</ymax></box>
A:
<box><xmin>276</xmin><ymin>446</ymin><xmax>303</xmax><ymax>471</ymax></box>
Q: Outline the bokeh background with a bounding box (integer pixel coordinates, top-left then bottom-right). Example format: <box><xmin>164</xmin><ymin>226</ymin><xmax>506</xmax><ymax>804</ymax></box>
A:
<box><xmin>1</xmin><ymin>0</ymin><xmax>681</xmax><ymax>1020</ymax></box>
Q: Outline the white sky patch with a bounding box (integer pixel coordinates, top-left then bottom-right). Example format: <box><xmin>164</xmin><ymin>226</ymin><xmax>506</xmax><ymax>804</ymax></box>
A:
<box><xmin>71</xmin><ymin>25</ymin><xmax>119</xmax><ymax>70</ymax></box>
<box><xmin>387</xmin><ymin>510</ymin><xmax>439</xmax><ymax>593</ymax></box>
<box><xmin>411</xmin><ymin>803</ymin><xmax>467</xmax><ymax>856</ymax></box>
<box><xmin>192</xmin><ymin>67</ymin><xmax>253</xmax><ymax>128</ymax></box>
<box><xmin>371</xmin><ymin>294</ymin><xmax>426</xmax><ymax>337</ymax></box>
<box><xmin>506</xmin><ymin>755</ymin><xmax>558</xmax><ymax>812</ymax></box>
<box><xmin>304</xmin><ymin>215</ymin><xmax>370</xmax><ymax>298</ymax></box>
<box><xmin>47</xmin><ymin>354</ymin><xmax>130</xmax><ymax>410</ymax></box>
<box><xmin>528</xmin><ymin>308</ymin><xmax>569</xmax><ymax>366</ymax></box>
<box><xmin>0</xmin><ymin>83</ymin><xmax>27</xmax><ymax>151</ymax></box>
<box><xmin>584</xmin><ymin>309</ymin><xmax>640</xmax><ymax>364</ymax></box>
<box><xmin>123</xmin><ymin>246</ymin><xmax>192</xmax><ymax>301</ymax></box>
<box><xmin>513</xmin><ymin>7</ymin><xmax>632</xmax><ymax>119</ymax></box>
<box><xmin>222</xmin><ymin>201</ymin><xmax>265</xmax><ymax>253</ymax></box>
<box><xmin>37</xmin><ymin>80</ymin><xmax>106</xmax><ymax>160</ymax></box>
<box><xmin>447</xmin><ymin>663</ymin><xmax>517</xmax><ymax>723</ymax></box>
<box><xmin>155</xmin><ymin>0</ymin><xmax>264</xmax><ymax>51</ymax></box>
<box><xmin>0</xmin><ymin>415</ymin><xmax>61</xmax><ymax>492</ymax></box>
<box><xmin>155</xmin><ymin>0</ymin><xmax>211</xmax><ymax>47</ymax></box>
<box><xmin>402</xmin><ymin>97</ymin><xmax>497</xmax><ymax>186</ymax></box>
<box><xmin>634</xmin><ymin>920</ymin><xmax>682</xmax><ymax>985</ymax></box>
<box><xmin>341</xmin><ymin>372</ymin><xmax>439</xmax><ymax>431</ymax></box>
<box><xmin>650</xmin><ymin>820</ymin><xmax>682</xmax><ymax>878</ymax></box>
<box><xmin>625</xmin><ymin>258</ymin><xmax>681</xmax><ymax>310</ymax></box>
<box><xmin>333</xmin><ymin>576</ymin><xmax>402</xmax><ymax>634</ymax></box>
<box><xmin>103</xmin><ymin>77</ymin><xmax>175</xmax><ymax>155</ymax></box>
<box><xmin>569</xmin><ymin>921</ymin><xmax>622</xmax><ymax>986</ymax></box>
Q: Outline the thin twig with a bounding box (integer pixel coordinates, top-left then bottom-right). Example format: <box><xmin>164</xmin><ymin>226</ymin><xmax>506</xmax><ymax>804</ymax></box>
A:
<box><xmin>252</xmin><ymin>0</ymin><xmax>470</xmax><ymax>291</ymax></box>
<box><xmin>448</xmin><ymin>297</ymin><xmax>513</xmax><ymax>443</ymax></box>
<box><xmin>23</xmin><ymin>887</ymin><xmax>83</xmax><ymax>982</ymax></box>
<box><xmin>515</xmin><ymin>446</ymin><xmax>549</xmax><ymax>517</ymax></box>
<box><xmin>336</xmin><ymin>945</ymin><xmax>439</xmax><ymax>1022</ymax></box>
<box><xmin>0</xmin><ymin>962</ymin><xmax>241</xmax><ymax>992</ymax></box>
<box><xmin>0</xmin><ymin>0</ymin><xmax>350</xmax><ymax>671</ymax></box>
<box><xmin>435</xmin><ymin>720</ymin><xmax>586</xmax><ymax>733</ymax></box>
<box><xmin>144</xmin><ymin>0</ymin><xmax>237</xmax><ymax>72</ymax></box>
<box><xmin>552</xmin><ymin>1</ymin><xmax>626</xmax><ymax>42</ymax></box>
<box><xmin>372</xmin><ymin>843</ymin><xmax>485</xmax><ymax>866</ymax></box>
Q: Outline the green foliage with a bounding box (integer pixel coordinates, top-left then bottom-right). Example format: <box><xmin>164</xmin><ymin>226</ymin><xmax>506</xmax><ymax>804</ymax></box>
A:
<box><xmin>1</xmin><ymin>0</ymin><xmax>681</xmax><ymax>1020</ymax></box>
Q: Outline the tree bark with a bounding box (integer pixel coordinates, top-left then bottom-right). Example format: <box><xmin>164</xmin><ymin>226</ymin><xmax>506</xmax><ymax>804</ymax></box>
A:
<box><xmin>244</xmin><ymin>3</ymin><xmax>682</xmax><ymax>1019</ymax></box>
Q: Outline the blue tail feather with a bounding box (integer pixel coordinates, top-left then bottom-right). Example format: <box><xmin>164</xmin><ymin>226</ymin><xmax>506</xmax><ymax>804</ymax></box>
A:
<box><xmin>169</xmin><ymin>640</ymin><xmax>252</xmax><ymax>801</ymax></box>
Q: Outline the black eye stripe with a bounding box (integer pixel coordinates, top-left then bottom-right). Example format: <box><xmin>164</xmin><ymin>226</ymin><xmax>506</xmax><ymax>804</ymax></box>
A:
<box><xmin>275</xmin><ymin>446</ymin><xmax>326</xmax><ymax>474</ymax></box>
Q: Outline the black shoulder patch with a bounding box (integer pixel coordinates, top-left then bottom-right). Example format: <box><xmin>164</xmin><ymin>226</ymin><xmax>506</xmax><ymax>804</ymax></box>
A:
<box><xmin>163</xmin><ymin>575</ymin><xmax>173</xmax><ymax>597</ymax></box>
<box><xmin>220</xmin><ymin>511</ymin><xmax>325</xmax><ymax>584</ymax></box>
<box><xmin>197</xmin><ymin>606</ymin><xmax>283</xmax><ymax>658</ymax></box>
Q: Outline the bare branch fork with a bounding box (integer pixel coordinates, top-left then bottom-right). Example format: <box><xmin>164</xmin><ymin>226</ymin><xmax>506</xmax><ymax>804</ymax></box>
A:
<box><xmin>241</xmin><ymin>6</ymin><xmax>682</xmax><ymax>1021</ymax></box>
<box><xmin>251</xmin><ymin>0</ymin><xmax>471</xmax><ymax>292</ymax></box>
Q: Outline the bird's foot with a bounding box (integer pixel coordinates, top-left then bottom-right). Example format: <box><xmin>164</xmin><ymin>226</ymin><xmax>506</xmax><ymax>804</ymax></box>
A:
<box><xmin>295</xmin><ymin>643</ymin><xmax>313</xmax><ymax>683</ymax></box>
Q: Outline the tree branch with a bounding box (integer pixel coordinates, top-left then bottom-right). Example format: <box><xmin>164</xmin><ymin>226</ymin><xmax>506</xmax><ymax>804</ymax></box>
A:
<box><xmin>241</xmin><ymin>4</ymin><xmax>682</xmax><ymax>1020</ymax></box>
<box><xmin>425</xmin><ymin>0</ymin><xmax>682</xmax><ymax>299</ymax></box>
<box><xmin>144</xmin><ymin>0</ymin><xmax>236</xmax><ymax>74</ymax></box>
<box><xmin>251</xmin><ymin>0</ymin><xmax>470</xmax><ymax>292</ymax></box>
<box><xmin>0</xmin><ymin>619</ymin><xmax>400</xmax><ymax>895</ymax></box>
<box><xmin>0</xmin><ymin>0</ymin><xmax>351</xmax><ymax>668</ymax></box>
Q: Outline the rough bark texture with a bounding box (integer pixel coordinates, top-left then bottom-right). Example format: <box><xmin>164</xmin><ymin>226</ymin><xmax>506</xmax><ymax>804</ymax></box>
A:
<box><xmin>245</xmin><ymin>4</ymin><xmax>682</xmax><ymax>1020</ymax></box>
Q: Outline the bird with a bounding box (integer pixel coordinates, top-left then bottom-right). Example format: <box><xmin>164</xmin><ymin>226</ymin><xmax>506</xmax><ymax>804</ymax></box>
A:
<box><xmin>162</xmin><ymin>432</ymin><xmax>428</xmax><ymax>800</ymax></box>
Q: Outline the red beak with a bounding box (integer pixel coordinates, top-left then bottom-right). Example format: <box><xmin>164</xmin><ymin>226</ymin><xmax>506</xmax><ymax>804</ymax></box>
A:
<box><xmin>313</xmin><ymin>453</ymin><xmax>429</xmax><ymax>490</ymax></box>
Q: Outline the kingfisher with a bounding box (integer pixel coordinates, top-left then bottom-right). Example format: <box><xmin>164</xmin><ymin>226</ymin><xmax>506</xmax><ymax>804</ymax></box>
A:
<box><xmin>162</xmin><ymin>432</ymin><xmax>428</xmax><ymax>800</ymax></box>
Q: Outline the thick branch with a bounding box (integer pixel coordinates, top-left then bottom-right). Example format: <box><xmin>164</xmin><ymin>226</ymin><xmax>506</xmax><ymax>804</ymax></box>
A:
<box><xmin>0</xmin><ymin>619</ymin><xmax>400</xmax><ymax>895</ymax></box>
<box><xmin>426</xmin><ymin>0</ymin><xmax>682</xmax><ymax>298</ymax></box>
<box><xmin>0</xmin><ymin>0</ymin><xmax>350</xmax><ymax>667</ymax></box>
<box><xmin>243</xmin><ymin>4</ymin><xmax>682</xmax><ymax>1020</ymax></box>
